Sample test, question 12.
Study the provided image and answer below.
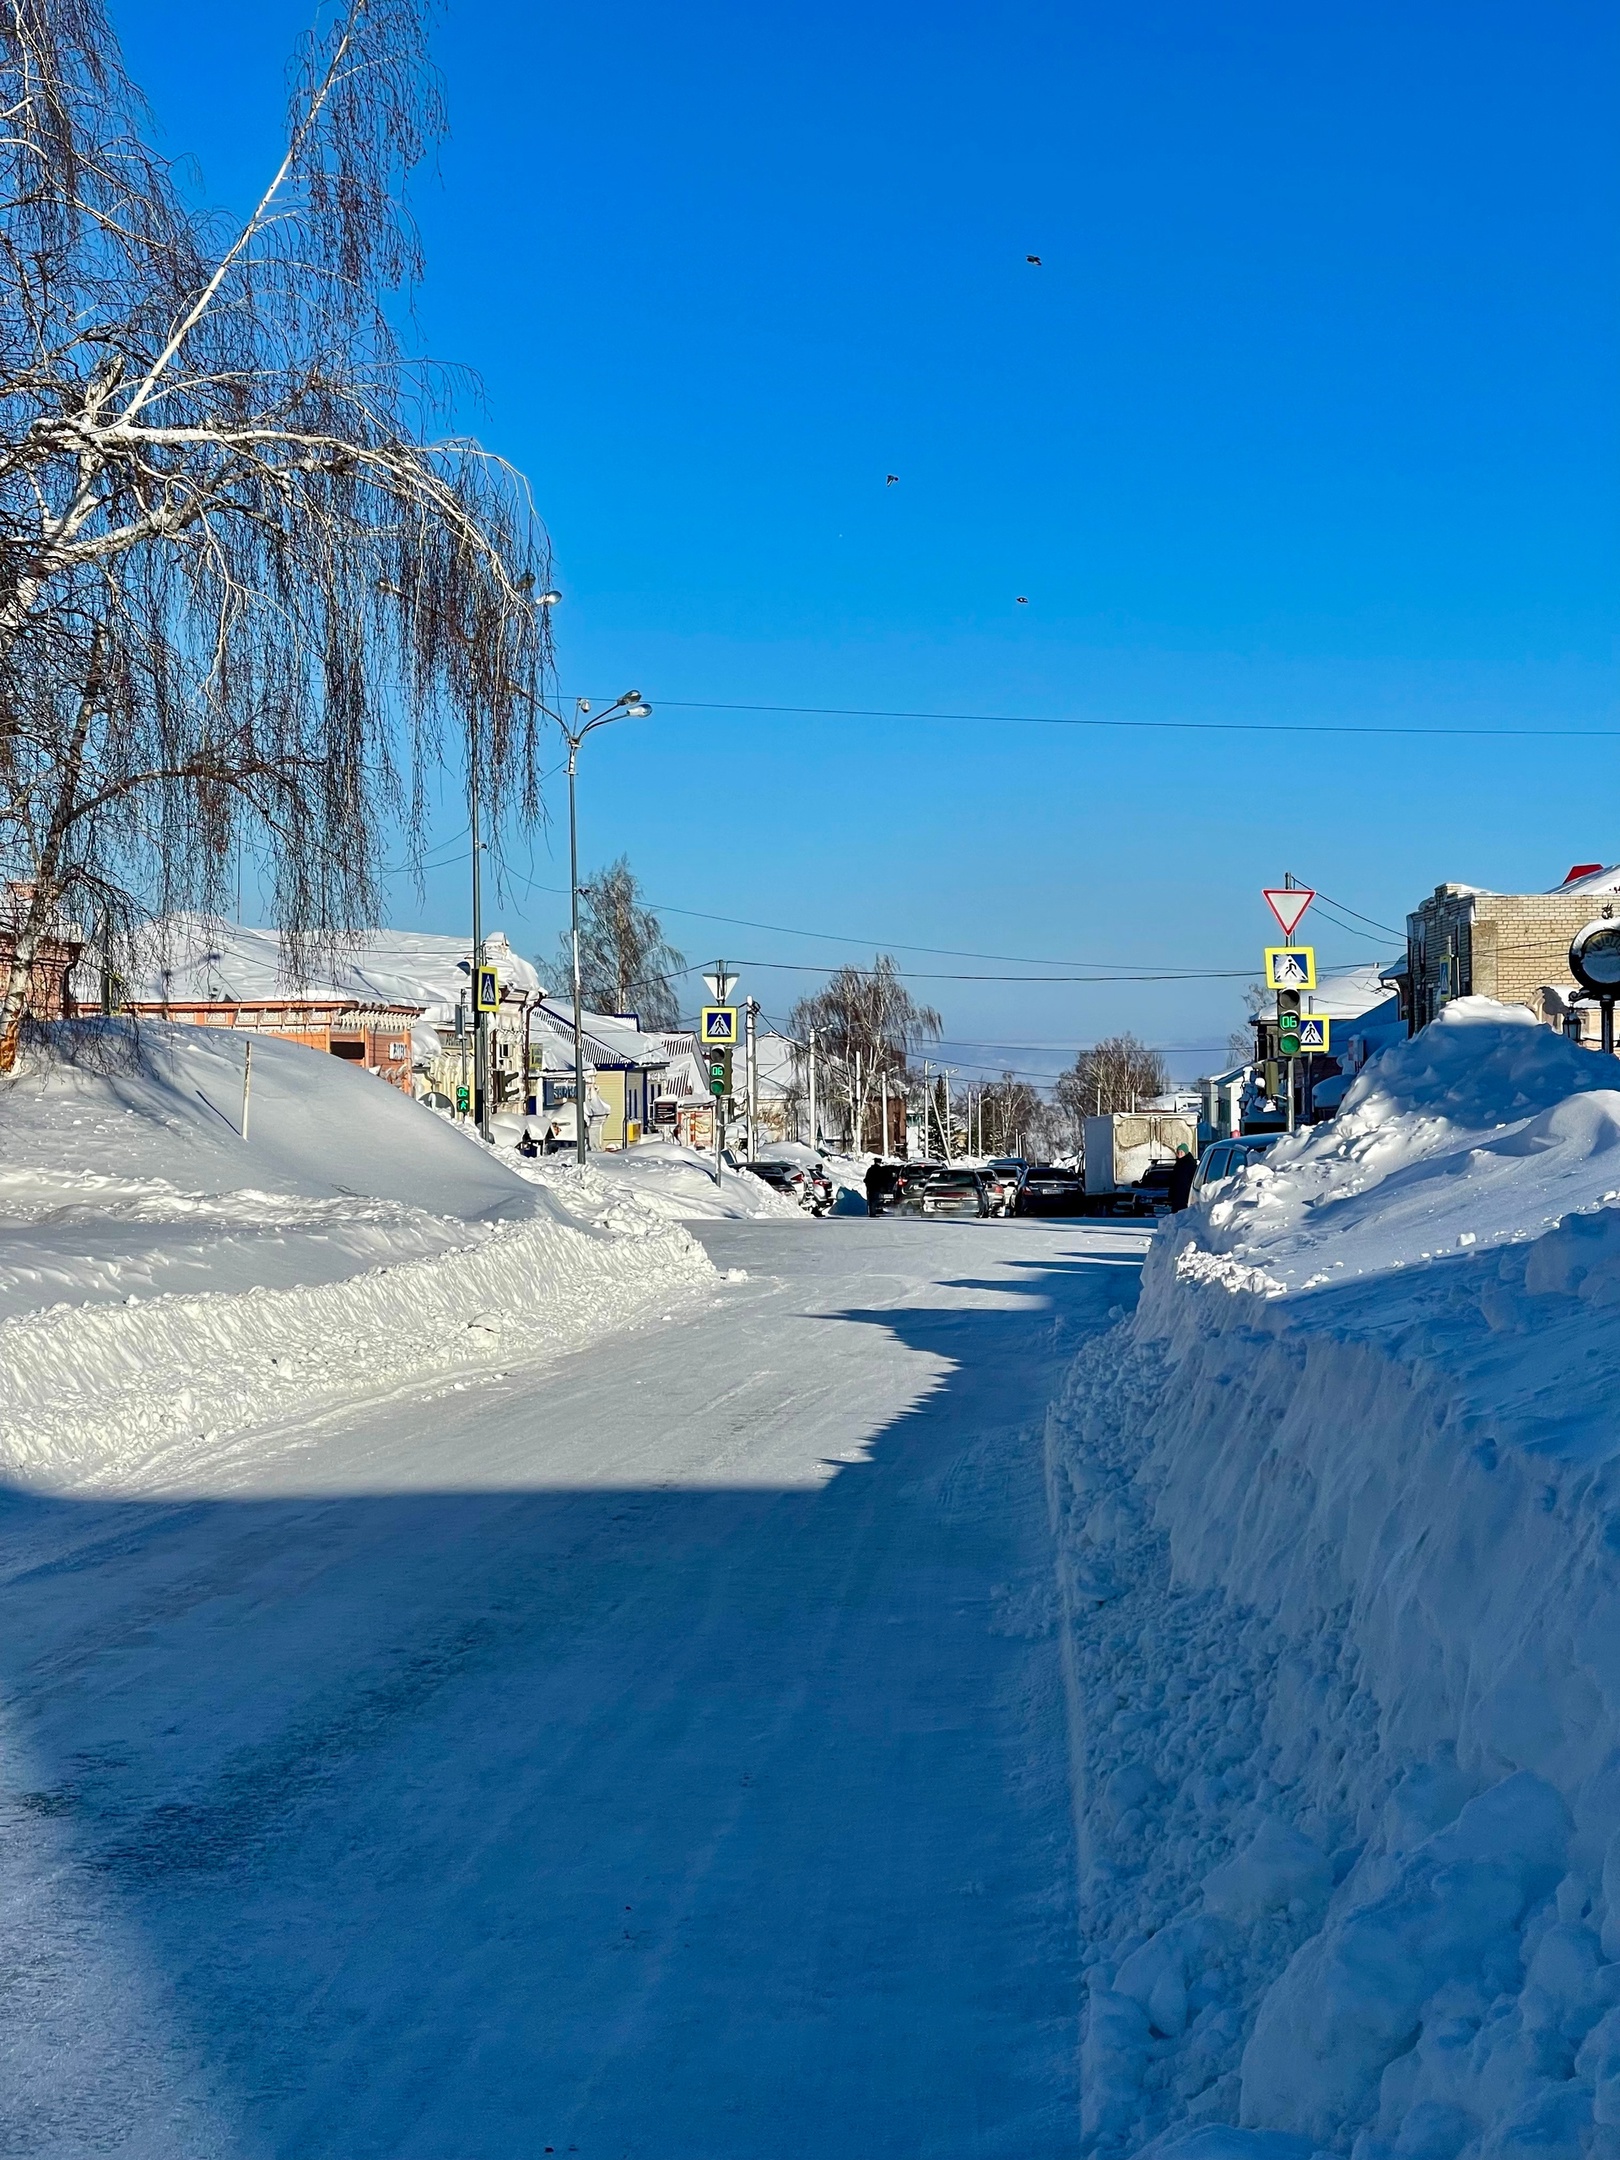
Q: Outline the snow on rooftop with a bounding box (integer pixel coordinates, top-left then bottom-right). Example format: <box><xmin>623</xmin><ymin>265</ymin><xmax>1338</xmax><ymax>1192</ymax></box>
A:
<box><xmin>1552</xmin><ymin>860</ymin><xmax>1620</xmax><ymax>894</ymax></box>
<box><xmin>134</xmin><ymin>914</ymin><xmax>544</xmax><ymax>1024</ymax></box>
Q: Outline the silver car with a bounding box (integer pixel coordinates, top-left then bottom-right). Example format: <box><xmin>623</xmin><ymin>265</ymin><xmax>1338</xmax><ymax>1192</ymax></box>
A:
<box><xmin>897</xmin><ymin>1168</ymin><xmax>990</xmax><ymax>1219</ymax></box>
<box><xmin>1190</xmin><ymin>1135</ymin><xmax>1278</xmax><ymax>1203</ymax></box>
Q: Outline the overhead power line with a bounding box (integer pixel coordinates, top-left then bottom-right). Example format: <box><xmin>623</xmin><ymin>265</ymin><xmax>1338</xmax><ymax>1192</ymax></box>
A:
<box><xmin>508</xmin><ymin>877</ymin><xmax>1387</xmax><ymax>980</ymax></box>
<box><xmin>642</xmin><ymin>698</ymin><xmax>1620</xmax><ymax>743</ymax></box>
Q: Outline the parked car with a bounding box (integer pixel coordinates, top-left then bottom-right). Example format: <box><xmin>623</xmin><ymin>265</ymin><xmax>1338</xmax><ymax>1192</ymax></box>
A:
<box><xmin>981</xmin><ymin>1163</ymin><xmax>1024</xmax><ymax>1216</ymax></box>
<box><xmin>1014</xmin><ymin>1166</ymin><xmax>1089</xmax><ymax>1216</ymax></box>
<box><xmin>895</xmin><ymin>1168</ymin><xmax>990</xmax><ymax>1219</ymax></box>
<box><xmin>863</xmin><ymin>1161</ymin><xmax>908</xmax><ymax>1215</ymax></box>
<box><xmin>879</xmin><ymin>1160</ymin><xmax>942</xmax><ymax>1212</ymax></box>
<box><xmin>1190</xmin><ymin>1135</ymin><xmax>1279</xmax><ymax>1204</ymax></box>
<box><xmin>745</xmin><ymin>1158</ymin><xmax>823</xmax><ymax>1213</ymax></box>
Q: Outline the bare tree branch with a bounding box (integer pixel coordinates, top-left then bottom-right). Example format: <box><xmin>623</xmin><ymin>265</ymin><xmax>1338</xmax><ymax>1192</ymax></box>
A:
<box><xmin>0</xmin><ymin>0</ymin><xmax>553</xmax><ymax>1062</ymax></box>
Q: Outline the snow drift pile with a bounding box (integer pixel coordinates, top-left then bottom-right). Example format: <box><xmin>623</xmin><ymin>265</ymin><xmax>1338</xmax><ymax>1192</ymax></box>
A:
<box><xmin>1050</xmin><ymin>1000</ymin><xmax>1620</xmax><ymax>2156</ymax></box>
<box><xmin>512</xmin><ymin>1136</ymin><xmax>805</xmax><ymax>1224</ymax></box>
<box><xmin>0</xmin><ymin>1023</ymin><xmax>712</xmax><ymax>1490</ymax></box>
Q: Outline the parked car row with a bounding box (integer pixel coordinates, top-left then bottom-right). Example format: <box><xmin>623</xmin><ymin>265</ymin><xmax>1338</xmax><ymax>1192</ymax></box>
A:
<box><xmin>868</xmin><ymin>1158</ymin><xmax>1090</xmax><ymax>1220</ymax></box>
<box><xmin>744</xmin><ymin>1136</ymin><xmax>1280</xmax><ymax>1224</ymax></box>
<box><xmin>742</xmin><ymin>1158</ymin><xmax>835</xmax><ymax>1213</ymax></box>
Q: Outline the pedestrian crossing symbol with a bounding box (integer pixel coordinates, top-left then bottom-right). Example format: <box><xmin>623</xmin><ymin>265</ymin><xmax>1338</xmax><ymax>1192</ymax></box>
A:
<box><xmin>1264</xmin><ymin>946</ymin><xmax>1317</xmax><ymax>991</ymax></box>
<box><xmin>701</xmin><ymin>1004</ymin><xmax>738</xmax><ymax>1045</ymax></box>
<box><xmin>1297</xmin><ymin>1015</ymin><xmax>1330</xmax><ymax>1052</ymax></box>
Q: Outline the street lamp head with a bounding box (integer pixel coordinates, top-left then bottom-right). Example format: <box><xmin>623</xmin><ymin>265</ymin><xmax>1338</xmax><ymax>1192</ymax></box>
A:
<box><xmin>624</xmin><ymin>701</ymin><xmax>652</xmax><ymax>719</ymax></box>
<box><xmin>619</xmin><ymin>689</ymin><xmax>643</xmax><ymax>705</ymax></box>
<box><xmin>537</xmin><ymin>589</ymin><xmax>561</xmax><ymax>606</ymax></box>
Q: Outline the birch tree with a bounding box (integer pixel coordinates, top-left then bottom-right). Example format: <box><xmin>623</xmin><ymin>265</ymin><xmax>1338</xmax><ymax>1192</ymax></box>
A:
<box><xmin>553</xmin><ymin>858</ymin><xmax>685</xmax><ymax>1029</ymax></box>
<box><xmin>0</xmin><ymin>0</ymin><xmax>552</xmax><ymax>1063</ymax></box>
<box><xmin>789</xmin><ymin>956</ymin><xmax>942</xmax><ymax>1150</ymax></box>
<box><xmin>1055</xmin><ymin>1032</ymin><xmax>1170</xmax><ymax>1122</ymax></box>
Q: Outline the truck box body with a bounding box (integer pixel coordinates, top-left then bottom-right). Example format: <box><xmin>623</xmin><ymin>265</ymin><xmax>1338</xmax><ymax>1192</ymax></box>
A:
<box><xmin>1083</xmin><ymin>1112</ymin><xmax>1199</xmax><ymax>1195</ymax></box>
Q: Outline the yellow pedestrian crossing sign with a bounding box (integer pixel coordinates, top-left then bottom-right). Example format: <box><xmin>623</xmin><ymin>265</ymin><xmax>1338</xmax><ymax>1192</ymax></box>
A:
<box><xmin>1297</xmin><ymin>1015</ymin><xmax>1330</xmax><ymax>1052</ymax></box>
<box><xmin>701</xmin><ymin>1004</ymin><xmax>738</xmax><ymax>1044</ymax></box>
<box><xmin>475</xmin><ymin>964</ymin><xmax>501</xmax><ymax>1011</ymax></box>
<box><xmin>1264</xmin><ymin>946</ymin><xmax>1316</xmax><ymax>991</ymax></box>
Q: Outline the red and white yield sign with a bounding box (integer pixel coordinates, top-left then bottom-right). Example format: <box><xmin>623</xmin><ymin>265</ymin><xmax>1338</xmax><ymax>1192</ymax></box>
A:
<box><xmin>1263</xmin><ymin>886</ymin><xmax>1315</xmax><ymax>938</ymax></box>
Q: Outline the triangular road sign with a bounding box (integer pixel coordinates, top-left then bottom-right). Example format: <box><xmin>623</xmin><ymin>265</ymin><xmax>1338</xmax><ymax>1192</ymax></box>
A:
<box><xmin>702</xmin><ymin>969</ymin><xmax>738</xmax><ymax>1002</ymax></box>
<box><xmin>1263</xmin><ymin>887</ymin><xmax>1315</xmax><ymax>938</ymax></box>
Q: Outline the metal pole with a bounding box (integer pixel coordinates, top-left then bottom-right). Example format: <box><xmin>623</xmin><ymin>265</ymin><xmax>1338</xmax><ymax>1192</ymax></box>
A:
<box><xmin>241</xmin><ymin>1035</ymin><xmax>253</xmax><ymax>1141</ymax></box>
<box><xmin>745</xmin><ymin>998</ymin><xmax>758</xmax><ymax>1159</ymax></box>
<box><xmin>881</xmin><ymin>1068</ymin><xmax>889</xmax><ymax>1158</ymax></box>
<box><xmin>1605</xmin><ymin>998</ymin><xmax>1615</xmax><ymax>1057</ymax></box>
<box><xmin>471</xmin><ymin>728</ymin><xmax>489</xmax><ymax>1142</ymax></box>
<box><xmin>568</xmin><ymin>734</ymin><xmax>588</xmax><ymax>1166</ymax></box>
<box><xmin>854</xmin><ymin>1049</ymin><xmax>862</xmax><ymax>1153</ymax></box>
<box><xmin>714</xmin><ymin>958</ymin><xmax>725</xmax><ymax>1187</ymax></box>
<box><xmin>808</xmin><ymin>1025</ymin><xmax>818</xmax><ymax>1147</ymax></box>
<box><xmin>921</xmin><ymin>1060</ymin><xmax>930</xmax><ymax>1155</ymax></box>
<box><xmin>943</xmin><ymin>1069</ymin><xmax>952</xmax><ymax>1163</ymax></box>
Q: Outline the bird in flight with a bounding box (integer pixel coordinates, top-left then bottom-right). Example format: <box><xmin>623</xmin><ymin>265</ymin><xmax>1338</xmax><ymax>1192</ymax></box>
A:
<box><xmin>1016</xmin><ymin>596</ymin><xmax>1029</xmax><ymax>605</ymax></box>
<box><xmin>1026</xmin><ymin>254</ymin><xmax>1041</xmax><ymax>265</ymax></box>
<box><xmin>885</xmin><ymin>474</ymin><xmax>899</xmax><ymax>485</ymax></box>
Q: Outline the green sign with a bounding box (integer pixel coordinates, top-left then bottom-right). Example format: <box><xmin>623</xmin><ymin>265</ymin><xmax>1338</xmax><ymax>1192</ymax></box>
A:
<box><xmin>455</xmin><ymin>1084</ymin><xmax>471</xmax><ymax>1113</ymax></box>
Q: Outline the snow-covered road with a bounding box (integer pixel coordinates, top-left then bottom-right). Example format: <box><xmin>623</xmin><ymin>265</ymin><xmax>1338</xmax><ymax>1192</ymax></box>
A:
<box><xmin>2</xmin><ymin>1214</ymin><xmax>1148</xmax><ymax>2159</ymax></box>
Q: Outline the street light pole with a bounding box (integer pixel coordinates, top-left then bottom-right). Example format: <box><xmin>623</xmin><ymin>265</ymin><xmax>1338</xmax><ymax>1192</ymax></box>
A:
<box><xmin>470</xmin><ymin>730</ymin><xmax>490</xmax><ymax>1141</ymax></box>
<box><xmin>566</xmin><ymin>729</ymin><xmax>587</xmax><ymax>1166</ymax></box>
<box><xmin>550</xmin><ymin>692</ymin><xmax>653</xmax><ymax>1167</ymax></box>
<box><xmin>489</xmin><ymin>649</ymin><xmax>650</xmax><ymax>1168</ymax></box>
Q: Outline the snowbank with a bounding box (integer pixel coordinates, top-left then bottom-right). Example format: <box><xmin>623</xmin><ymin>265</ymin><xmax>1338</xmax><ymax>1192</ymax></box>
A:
<box><xmin>0</xmin><ymin>1024</ymin><xmax>712</xmax><ymax>1489</ymax></box>
<box><xmin>1049</xmin><ymin>1002</ymin><xmax>1620</xmax><ymax>2154</ymax></box>
<box><xmin>511</xmin><ymin>1139</ymin><xmax>806</xmax><ymax>1224</ymax></box>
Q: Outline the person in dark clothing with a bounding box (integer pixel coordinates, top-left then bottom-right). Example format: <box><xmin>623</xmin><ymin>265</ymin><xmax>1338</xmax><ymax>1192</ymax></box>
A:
<box><xmin>864</xmin><ymin>1160</ymin><xmax>888</xmax><ymax>1216</ymax></box>
<box><xmin>1167</xmin><ymin>1145</ymin><xmax>1198</xmax><ymax>1212</ymax></box>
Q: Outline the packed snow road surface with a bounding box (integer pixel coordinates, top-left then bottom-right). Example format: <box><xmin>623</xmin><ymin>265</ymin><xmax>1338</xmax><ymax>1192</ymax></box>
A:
<box><xmin>1</xmin><ymin>1215</ymin><xmax>1148</xmax><ymax>2159</ymax></box>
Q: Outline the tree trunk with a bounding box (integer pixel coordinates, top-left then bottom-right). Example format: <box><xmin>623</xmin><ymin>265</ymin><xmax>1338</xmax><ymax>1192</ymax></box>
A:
<box><xmin>0</xmin><ymin>637</ymin><xmax>103</xmax><ymax>1071</ymax></box>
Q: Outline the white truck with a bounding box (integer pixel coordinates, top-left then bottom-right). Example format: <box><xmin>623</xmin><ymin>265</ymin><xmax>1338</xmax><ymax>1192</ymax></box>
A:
<box><xmin>1082</xmin><ymin>1112</ymin><xmax>1199</xmax><ymax>1208</ymax></box>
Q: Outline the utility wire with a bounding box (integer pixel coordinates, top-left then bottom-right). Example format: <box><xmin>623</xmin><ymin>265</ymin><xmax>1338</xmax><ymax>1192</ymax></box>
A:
<box><xmin>640</xmin><ymin>698</ymin><xmax>1620</xmax><ymax>743</ymax></box>
<box><xmin>515</xmin><ymin>877</ymin><xmax>1264</xmax><ymax>976</ymax></box>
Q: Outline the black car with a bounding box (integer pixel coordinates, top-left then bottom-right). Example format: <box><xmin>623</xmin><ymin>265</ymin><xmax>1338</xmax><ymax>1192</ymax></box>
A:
<box><xmin>862</xmin><ymin>1161</ymin><xmax>908</xmax><ymax>1214</ymax></box>
<box><xmin>1014</xmin><ymin>1166</ymin><xmax>1089</xmax><ymax>1217</ymax></box>
<box><xmin>870</xmin><ymin>1160</ymin><xmax>942</xmax><ymax>1213</ymax></box>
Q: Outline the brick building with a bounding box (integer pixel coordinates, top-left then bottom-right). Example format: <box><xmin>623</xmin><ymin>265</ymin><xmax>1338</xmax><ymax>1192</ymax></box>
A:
<box><xmin>1405</xmin><ymin>862</ymin><xmax>1620</xmax><ymax>1038</ymax></box>
<box><xmin>125</xmin><ymin>996</ymin><xmax>425</xmax><ymax>1093</ymax></box>
<box><xmin>0</xmin><ymin>886</ymin><xmax>84</xmax><ymax>1021</ymax></box>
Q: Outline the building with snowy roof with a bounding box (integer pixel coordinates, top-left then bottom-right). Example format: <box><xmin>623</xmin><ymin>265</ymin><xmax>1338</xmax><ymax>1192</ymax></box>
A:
<box><xmin>1404</xmin><ymin>861</ymin><xmax>1620</xmax><ymax>1037</ymax></box>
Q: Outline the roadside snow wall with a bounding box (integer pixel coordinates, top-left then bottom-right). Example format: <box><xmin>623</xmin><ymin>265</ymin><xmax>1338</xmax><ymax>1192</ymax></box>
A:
<box><xmin>1050</xmin><ymin>1000</ymin><xmax>1620</xmax><ymax>2157</ymax></box>
<box><xmin>0</xmin><ymin>1024</ymin><xmax>714</xmax><ymax>1490</ymax></box>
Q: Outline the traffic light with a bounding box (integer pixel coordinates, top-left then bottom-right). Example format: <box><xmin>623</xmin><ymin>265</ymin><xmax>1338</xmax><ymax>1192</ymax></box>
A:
<box><xmin>455</xmin><ymin>1084</ymin><xmax>471</xmax><ymax>1115</ymax></box>
<box><xmin>707</xmin><ymin>1046</ymin><xmax>732</xmax><ymax>1099</ymax></box>
<box><xmin>1277</xmin><ymin>988</ymin><xmax>1302</xmax><ymax>1059</ymax></box>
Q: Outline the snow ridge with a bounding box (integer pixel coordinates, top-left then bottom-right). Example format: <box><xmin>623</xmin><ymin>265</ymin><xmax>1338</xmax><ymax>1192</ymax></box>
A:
<box><xmin>0</xmin><ymin>1184</ymin><xmax>712</xmax><ymax>1492</ymax></box>
<box><xmin>1053</xmin><ymin>1002</ymin><xmax>1620</xmax><ymax>2156</ymax></box>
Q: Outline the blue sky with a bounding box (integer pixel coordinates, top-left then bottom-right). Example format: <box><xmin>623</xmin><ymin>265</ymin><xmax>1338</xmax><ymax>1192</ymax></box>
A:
<box><xmin>120</xmin><ymin>1</ymin><xmax>1619</xmax><ymax>1081</ymax></box>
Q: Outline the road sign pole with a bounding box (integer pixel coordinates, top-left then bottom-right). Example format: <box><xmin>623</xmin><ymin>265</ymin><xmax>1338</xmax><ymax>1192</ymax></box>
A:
<box><xmin>745</xmin><ymin>999</ymin><xmax>758</xmax><ymax>1161</ymax></box>
<box><xmin>808</xmin><ymin>1026</ymin><xmax>818</xmax><ymax>1147</ymax></box>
